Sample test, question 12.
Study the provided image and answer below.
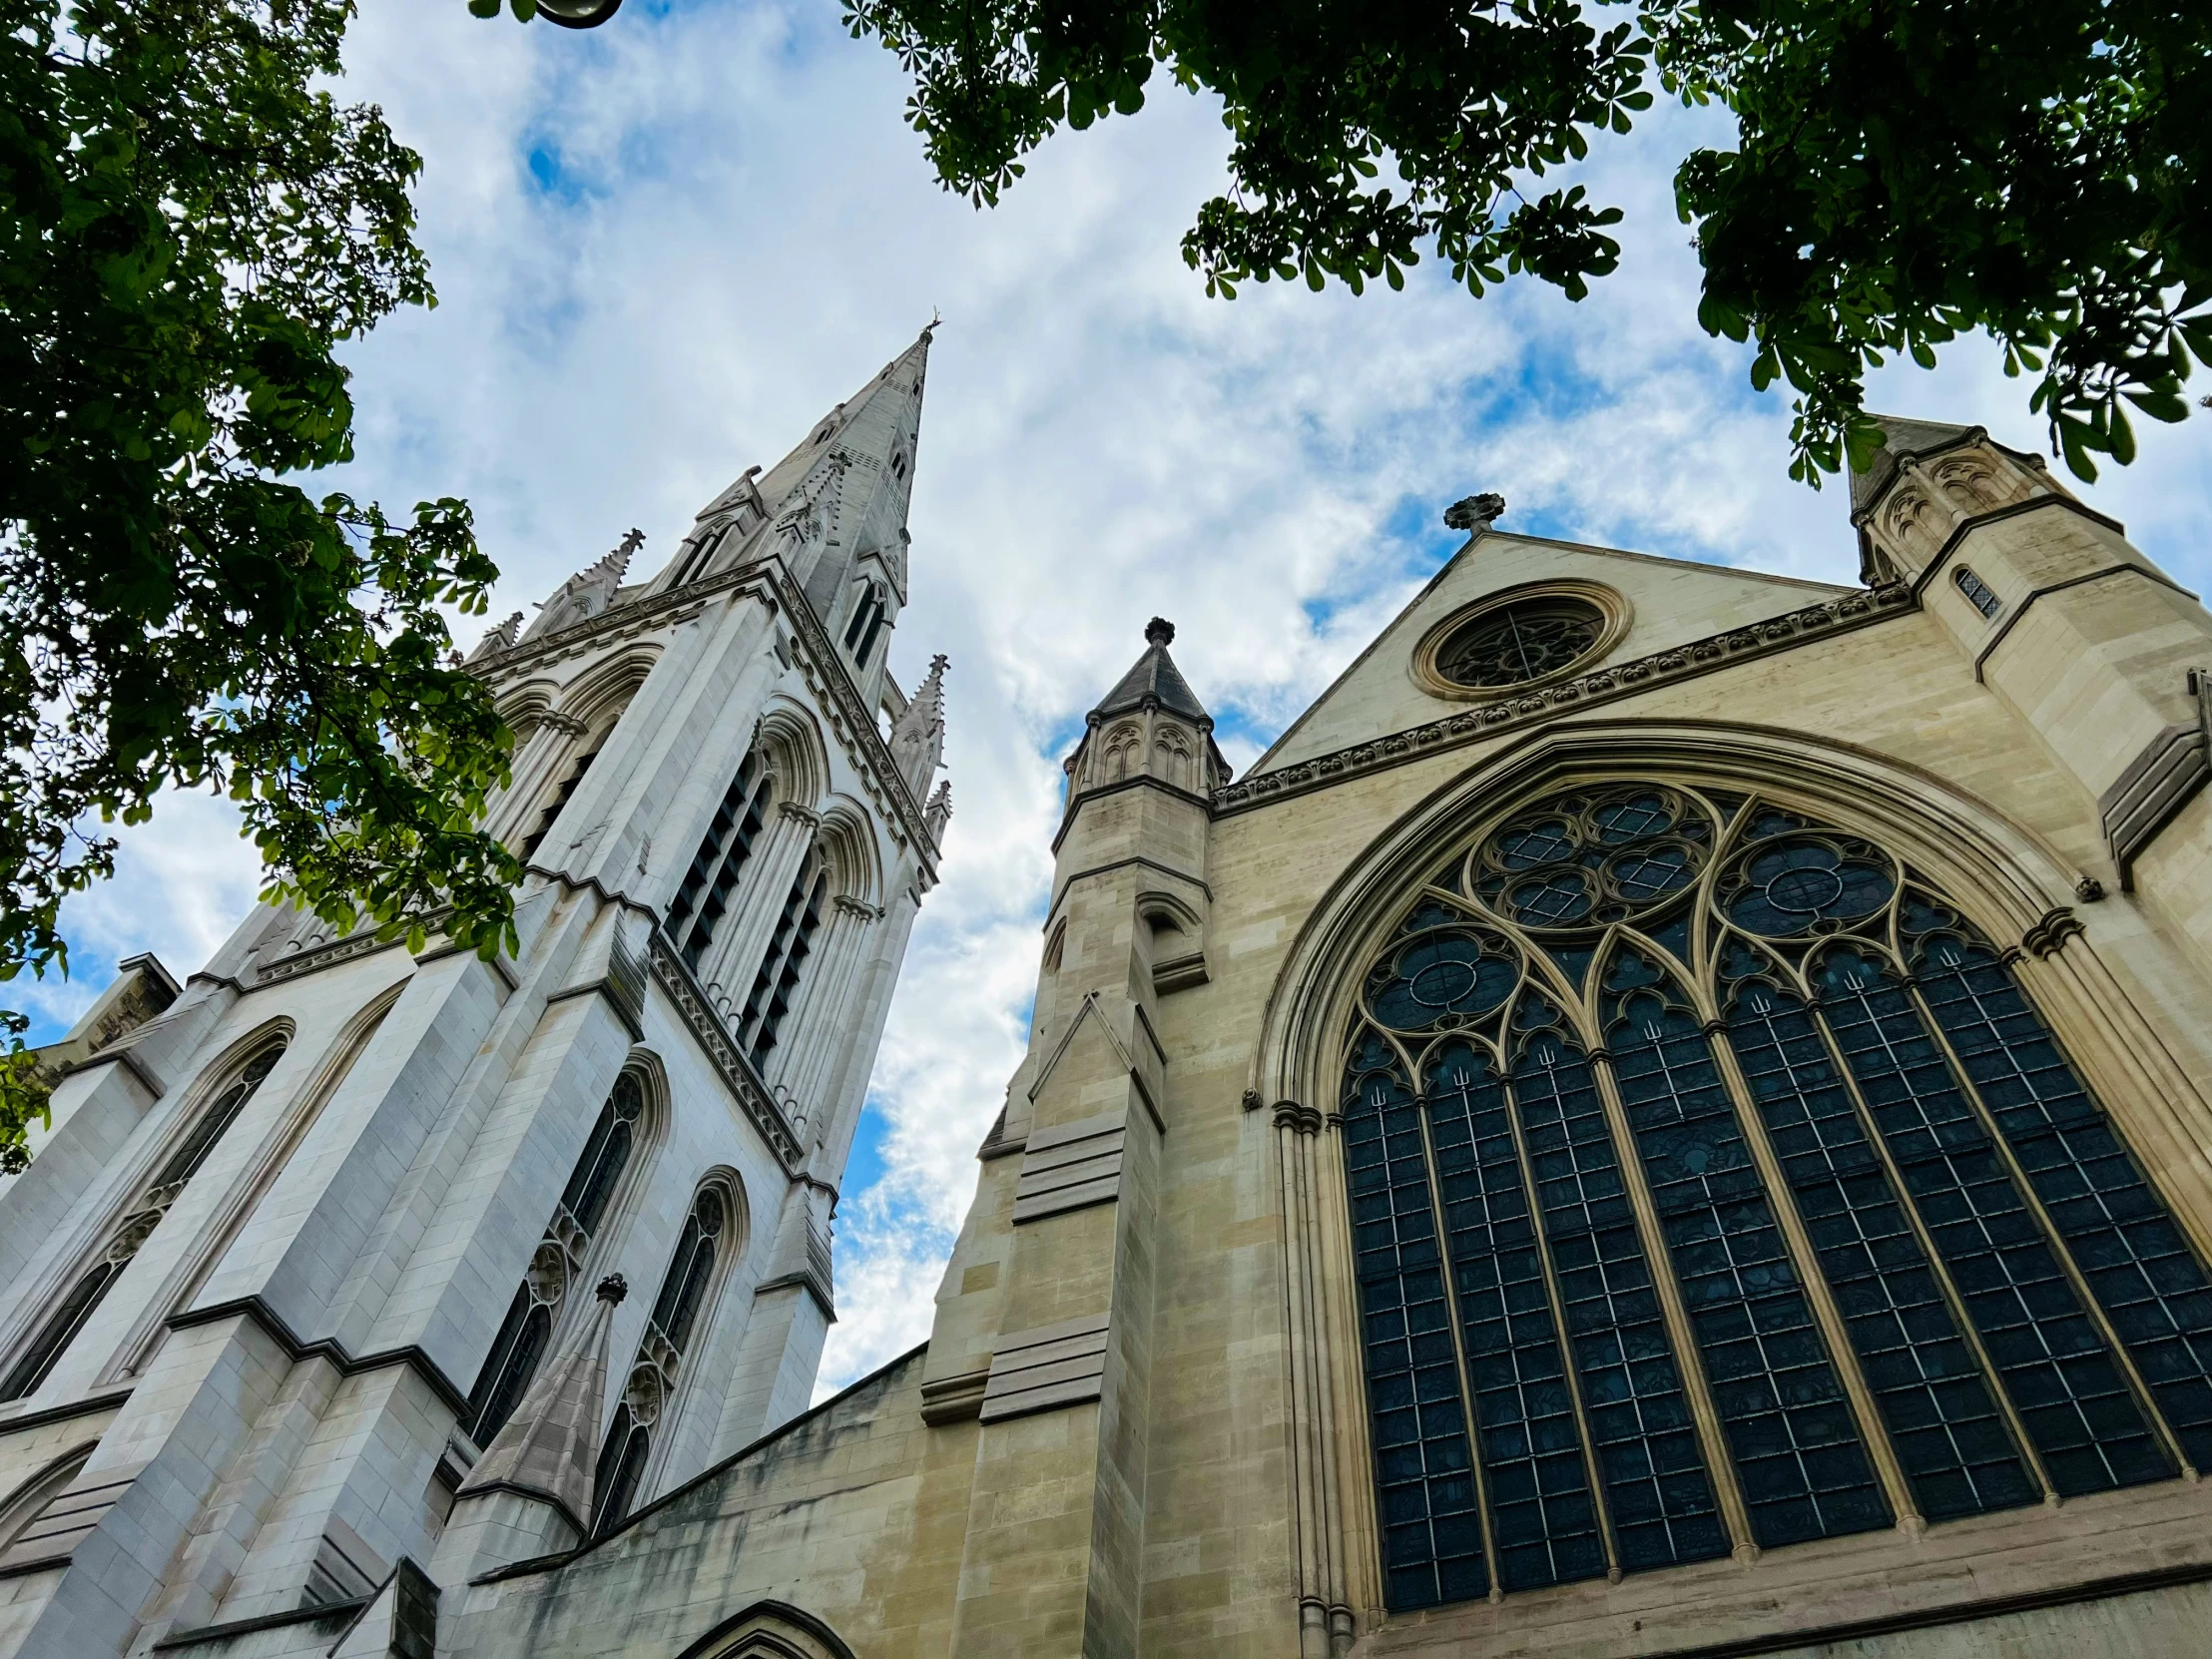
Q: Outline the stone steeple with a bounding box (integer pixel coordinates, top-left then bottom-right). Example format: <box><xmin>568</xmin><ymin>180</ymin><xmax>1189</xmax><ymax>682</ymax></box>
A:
<box><xmin>659</xmin><ymin>325</ymin><xmax>934</xmax><ymax>639</ymax></box>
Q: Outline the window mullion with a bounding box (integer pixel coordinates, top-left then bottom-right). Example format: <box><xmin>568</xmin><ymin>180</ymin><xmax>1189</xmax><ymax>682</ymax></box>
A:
<box><xmin>1494</xmin><ymin>1067</ymin><xmax>1623</xmax><ymax>1583</ymax></box>
<box><xmin>1797</xmin><ymin>990</ymin><xmax>2058</xmax><ymax>1504</ymax></box>
<box><xmin>1700</xmin><ymin>1012</ymin><xmax>1922</xmax><ymax>1530</ymax></box>
<box><xmin>1583</xmin><ymin>1044</ymin><xmax>1759</xmax><ymax>1560</ymax></box>
<box><xmin>1902</xmin><ymin>973</ymin><xmax>2198</xmax><ymax>1480</ymax></box>
<box><xmin>1409</xmin><ymin>1088</ymin><xmax>1507</xmax><ymax>1604</ymax></box>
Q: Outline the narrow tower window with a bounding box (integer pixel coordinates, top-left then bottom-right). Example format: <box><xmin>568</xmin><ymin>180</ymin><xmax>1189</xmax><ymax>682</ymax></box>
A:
<box><xmin>667</xmin><ymin>753</ymin><xmax>773</xmax><ymax>970</ymax></box>
<box><xmin>1953</xmin><ymin>566</ymin><xmax>2002</xmax><ymax>619</ymax></box>
<box><xmin>842</xmin><ymin>582</ymin><xmax>887</xmax><ymax>669</ymax></box>
<box><xmin>520</xmin><ymin>742</ymin><xmax>602</xmax><ymax>861</ymax></box>
<box><xmin>1</xmin><ymin>1044</ymin><xmax>285</xmax><ymax>1402</ymax></box>
<box><xmin>737</xmin><ymin>856</ymin><xmax>828</xmax><ymax>1067</ymax></box>
<box><xmin>592</xmin><ymin>1186</ymin><xmax>727</xmax><ymax>1534</ymax></box>
<box><xmin>463</xmin><ymin>1073</ymin><xmax>645</xmax><ymax>1449</ymax></box>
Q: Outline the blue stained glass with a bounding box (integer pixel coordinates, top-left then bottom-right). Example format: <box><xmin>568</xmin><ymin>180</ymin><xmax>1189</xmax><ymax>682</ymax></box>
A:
<box><xmin>1370</xmin><ymin>932</ymin><xmax>1519</xmax><ymax>1032</ymax></box>
<box><xmin>1424</xmin><ymin>1041</ymin><xmax>1607</xmax><ymax>1590</ymax></box>
<box><xmin>1723</xmin><ymin>981</ymin><xmax>2039</xmax><ymax>1520</ymax></box>
<box><xmin>1726</xmin><ymin>840</ymin><xmax>1894</xmax><ymax>939</ymax></box>
<box><xmin>1509</xmin><ymin>1020</ymin><xmax>1729</xmax><ymax>1572</ymax></box>
<box><xmin>1913</xmin><ymin>935</ymin><xmax>2212</xmax><ymax>1470</ymax></box>
<box><xmin>1814</xmin><ymin>948</ymin><xmax>2175</xmax><ymax>1494</ymax></box>
<box><xmin>1341</xmin><ymin>1039</ymin><xmax>1488</xmax><ymax>1609</ymax></box>
<box><xmin>1605</xmin><ymin>963</ymin><xmax>1892</xmax><ymax>1547</ymax></box>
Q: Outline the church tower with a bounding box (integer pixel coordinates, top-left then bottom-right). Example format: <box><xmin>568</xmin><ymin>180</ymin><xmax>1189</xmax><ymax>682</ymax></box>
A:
<box><xmin>363</xmin><ymin>407</ymin><xmax>2212</xmax><ymax>1659</ymax></box>
<box><xmin>0</xmin><ymin>331</ymin><xmax>947</xmax><ymax>1658</ymax></box>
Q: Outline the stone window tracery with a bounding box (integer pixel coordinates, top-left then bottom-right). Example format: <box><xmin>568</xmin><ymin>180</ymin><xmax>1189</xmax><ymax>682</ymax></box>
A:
<box><xmin>1433</xmin><ymin>598</ymin><xmax>1606</xmax><ymax>692</ymax></box>
<box><xmin>1341</xmin><ymin>784</ymin><xmax>2212</xmax><ymax>1611</ymax></box>
<box><xmin>592</xmin><ymin>1184</ymin><xmax>728</xmax><ymax>1534</ymax></box>
<box><xmin>463</xmin><ymin>1071</ymin><xmax>646</xmax><ymax>1449</ymax></box>
<box><xmin>1</xmin><ymin>1042</ymin><xmax>285</xmax><ymax>1402</ymax></box>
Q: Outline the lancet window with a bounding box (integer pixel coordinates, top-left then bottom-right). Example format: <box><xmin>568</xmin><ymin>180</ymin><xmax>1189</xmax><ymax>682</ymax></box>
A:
<box><xmin>842</xmin><ymin>581</ymin><xmax>888</xmax><ymax>670</ymax></box>
<box><xmin>462</xmin><ymin>1072</ymin><xmax>645</xmax><ymax>1448</ymax></box>
<box><xmin>592</xmin><ymin>1185</ymin><xmax>727</xmax><ymax>1534</ymax></box>
<box><xmin>738</xmin><ymin>853</ymin><xmax>827</xmax><ymax>1068</ymax></box>
<box><xmin>668</xmin><ymin>753</ymin><xmax>773</xmax><ymax>970</ymax></box>
<box><xmin>519</xmin><ymin>740</ymin><xmax>603</xmax><ymax>861</ymax></box>
<box><xmin>1341</xmin><ymin>784</ymin><xmax>2212</xmax><ymax>1611</ymax></box>
<box><xmin>1</xmin><ymin>1043</ymin><xmax>285</xmax><ymax>1402</ymax></box>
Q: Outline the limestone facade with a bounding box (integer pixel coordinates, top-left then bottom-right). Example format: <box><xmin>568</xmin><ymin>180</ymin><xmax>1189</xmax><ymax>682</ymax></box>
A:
<box><xmin>9</xmin><ymin>401</ymin><xmax>2212</xmax><ymax>1659</ymax></box>
<box><xmin>0</xmin><ymin>331</ymin><xmax>946</xmax><ymax>1658</ymax></box>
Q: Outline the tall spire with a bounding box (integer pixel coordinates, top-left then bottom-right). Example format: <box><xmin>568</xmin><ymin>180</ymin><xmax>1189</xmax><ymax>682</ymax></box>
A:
<box><xmin>667</xmin><ymin>323</ymin><xmax>935</xmax><ymax>621</ymax></box>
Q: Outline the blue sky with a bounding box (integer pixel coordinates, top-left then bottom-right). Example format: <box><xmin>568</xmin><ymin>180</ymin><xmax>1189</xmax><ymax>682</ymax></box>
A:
<box><xmin>22</xmin><ymin>0</ymin><xmax>2212</xmax><ymax>1393</ymax></box>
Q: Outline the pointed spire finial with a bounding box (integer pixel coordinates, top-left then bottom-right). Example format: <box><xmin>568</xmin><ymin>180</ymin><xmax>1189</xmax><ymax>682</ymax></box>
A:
<box><xmin>1145</xmin><ymin>617</ymin><xmax>1176</xmax><ymax>647</ymax></box>
<box><xmin>596</xmin><ymin>1274</ymin><xmax>628</xmax><ymax>1304</ymax></box>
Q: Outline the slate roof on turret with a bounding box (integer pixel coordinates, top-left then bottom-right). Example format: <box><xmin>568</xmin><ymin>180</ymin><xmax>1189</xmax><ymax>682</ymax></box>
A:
<box><xmin>1092</xmin><ymin>621</ymin><xmax>1211</xmax><ymax>725</ymax></box>
<box><xmin>1849</xmin><ymin>413</ymin><xmax>1977</xmax><ymax>514</ymax></box>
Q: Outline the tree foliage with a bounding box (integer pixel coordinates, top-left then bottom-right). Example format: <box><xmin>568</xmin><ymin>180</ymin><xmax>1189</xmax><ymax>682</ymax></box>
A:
<box><xmin>831</xmin><ymin>0</ymin><xmax>2210</xmax><ymax>483</ymax></box>
<box><xmin>1</xmin><ymin>0</ymin><xmax>520</xmax><ymax>1169</ymax></box>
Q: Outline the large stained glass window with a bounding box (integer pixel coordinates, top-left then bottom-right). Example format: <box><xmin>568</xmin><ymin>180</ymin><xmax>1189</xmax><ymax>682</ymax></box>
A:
<box><xmin>1341</xmin><ymin>785</ymin><xmax>2212</xmax><ymax>1611</ymax></box>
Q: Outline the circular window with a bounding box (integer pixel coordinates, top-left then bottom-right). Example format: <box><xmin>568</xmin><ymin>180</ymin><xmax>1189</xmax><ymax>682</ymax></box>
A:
<box><xmin>1468</xmin><ymin>785</ymin><xmax>1714</xmax><ymax>932</ymax></box>
<box><xmin>1413</xmin><ymin>583</ymin><xmax>1626</xmax><ymax>699</ymax></box>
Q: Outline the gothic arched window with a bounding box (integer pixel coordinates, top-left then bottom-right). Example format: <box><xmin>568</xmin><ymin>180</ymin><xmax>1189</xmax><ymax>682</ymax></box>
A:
<box><xmin>737</xmin><ymin>854</ymin><xmax>827</xmax><ymax>1068</ymax></box>
<box><xmin>463</xmin><ymin>1072</ymin><xmax>646</xmax><ymax>1449</ymax></box>
<box><xmin>668</xmin><ymin>752</ymin><xmax>774</xmax><ymax>970</ymax></box>
<box><xmin>1</xmin><ymin>1042</ymin><xmax>285</xmax><ymax>1402</ymax></box>
<box><xmin>592</xmin><ymin>1185</ymin><xmax>728</xmax><ymax>1534</ymax></box>
<box><xmin>842</xmin><ymin>582</ymin><xmax>887</xmax><ymax>670</ymax></box>
<box><xmin>1341</xmin><ymin>784</ymin><xmax>2212</xmax><ymax>1611</ymax></box>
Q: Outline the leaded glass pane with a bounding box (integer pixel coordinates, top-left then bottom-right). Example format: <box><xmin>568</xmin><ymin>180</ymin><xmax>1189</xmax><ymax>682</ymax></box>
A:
<box><xmin>1814</xmin><ymin>946</ymin><xmax>2174</xmax><ymax>1493</ymax></box>
<box><xmin>1508</xmin><ymin>1016</ymin><xmax>1727</xmax><ymax>1572</ymax></box>
<box><xmin>1723</xmin><ymin>976</ymin><xmax>2037</xmax><ymax>1520</ymax></box>
<box><xmin>1342</xmin><ymin>1035</ymin><xmax>1487</xmax><ymax>1608</ymax></box>
<box><xmin>1604</xmin><ymin>954</ymin><xmax>1891</xmax><ymax>1547</ymax></box>
<box><xmin>1911</xmin><ymin>927</ymin><xmax>2212</xmax><ymax>1468</ymax></box>
<box><xmin>1424</xmin><ymin>1041</ymin><xmax>1605</xmax><ymax>1590</ymax></box>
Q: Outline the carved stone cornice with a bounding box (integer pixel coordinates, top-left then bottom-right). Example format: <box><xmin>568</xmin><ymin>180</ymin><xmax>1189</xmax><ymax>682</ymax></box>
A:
<box><xmin>647</xmin><ymin>932</ymin><xmax>805</xmax><ymax>1171</ymax></box>
<box><xmin>255</xmin><ymin>927</ymin><xmax>408</xmax><ymax>987</ymax></box>
<box><xmin>1212</xmin><ymin>583</ymin><xmax>1917</xmax><ymax>816</ymax></box>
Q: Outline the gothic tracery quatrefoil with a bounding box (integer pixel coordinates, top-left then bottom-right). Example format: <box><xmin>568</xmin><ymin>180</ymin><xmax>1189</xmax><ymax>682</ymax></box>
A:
<box><xmin>1469</xmin><ymin>786</ymin><xmax>1713</xmax><ymax>932</ymax></box>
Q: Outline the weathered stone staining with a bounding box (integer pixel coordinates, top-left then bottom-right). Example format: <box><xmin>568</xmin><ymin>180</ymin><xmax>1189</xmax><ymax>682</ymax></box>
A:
<box><xmin>7</xmin><ymin>392</ymin><xmax>2212</xmax><ymax>1659</ymax></box>
<box><xmin>0</xmin><ymin>327</ymin><xmax>945</xmax><ymax>1658</ymax></box>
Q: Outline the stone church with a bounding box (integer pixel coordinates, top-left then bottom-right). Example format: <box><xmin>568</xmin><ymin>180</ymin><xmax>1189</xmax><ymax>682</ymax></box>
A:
<box><xmin>2</xmin><ymin>335</ymin><xmax>2211</xmax><ymax>1659</ymax></box>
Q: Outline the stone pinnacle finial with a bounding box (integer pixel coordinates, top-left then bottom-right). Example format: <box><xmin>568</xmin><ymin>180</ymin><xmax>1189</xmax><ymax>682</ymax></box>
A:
<box><xmin>1443</xmin><ymin>493</ymin><xmax>1506</xmax><ymax>533</ymax></box>
<box><xmin>597</xmin><ymin>1274</ymin><xmax>628</xmax><ymax>1305</ymax></box>
<box><xmin>1145</xmin><ymin>618</ymin><xmax>1176</xmax><ymax>647</ymax></box>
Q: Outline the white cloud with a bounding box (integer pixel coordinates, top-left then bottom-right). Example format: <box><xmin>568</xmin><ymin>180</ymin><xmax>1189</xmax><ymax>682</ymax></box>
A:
<box><xmin>30</xmin><ymin>0</ymin><xmax>2212</xmax><ymax>1394</ymax></box>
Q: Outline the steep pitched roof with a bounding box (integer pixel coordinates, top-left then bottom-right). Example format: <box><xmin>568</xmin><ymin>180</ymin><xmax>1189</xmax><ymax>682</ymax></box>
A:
<box><xmin>1849</xmin><ymin>413</ymin><xmax>1977</xmax><ymax>514</ymax></box>
<box><xmin>1092</xmin><ymin>618</ymin><xmax>1211</xmax><ymax>725</ymax></box>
